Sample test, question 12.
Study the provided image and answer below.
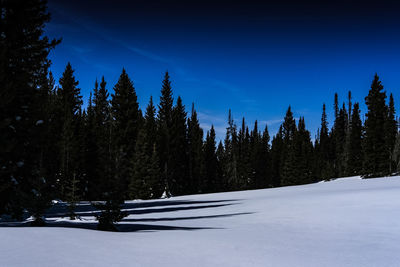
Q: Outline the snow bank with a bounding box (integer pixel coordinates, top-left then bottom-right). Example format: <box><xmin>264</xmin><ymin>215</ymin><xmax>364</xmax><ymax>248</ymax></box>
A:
<box><xmin>1</xmin><ymin>176</ymin><xmax>400</xmax><ymax>266</ymax></box>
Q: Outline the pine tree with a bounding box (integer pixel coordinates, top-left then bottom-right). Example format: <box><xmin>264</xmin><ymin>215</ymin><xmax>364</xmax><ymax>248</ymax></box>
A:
<box><xmin>281</xmin><ymin>106</ymin><xmax>297</xmax><ymax>185</ymax></box>
<box><xmin>87</xmin><ymin>76</ymin><xmax>112</xmax><ymax>200</ymax></box>
<box><xmin>0</xmin><ymin>0</ymin><xmax>59</xmax><ymax>221</ymax></box>
<box><xmin>224</xmin><ymin>110</ymin><xmax>238</xmax><ymax>190</ymax></box>
<box><xmin>237</xmin><ymin>118</ymin><xmax>251</xmax><ymax>189</ymax></box>
<box><xmin>187</xmin><ymin>103</ymin><xmax>204</xmax><ymax>193</ymax></box>
<box><xmin>250</xmin><ymin>122</ymin><xmax>271</xmax><ymax>188</ymax></box>
<box><xmin>111</xmin><ymin>68</ymin><xmax>141</xmax><ymax>198</ymax></box>
<box><xmin>169</xmin><ymin>96</ymin><xmax>189</xmax><ymax>195</ymax></box>
<box><xmin>142</xmin><ymin>96</ymin><xmax>163</xmax><ymax>198</ymax></box>
<box><xmin>203</xmin><ymin>125</ymin><xmax>218</xmax><ymax>193</ymax></box>
<box><xmin>157</xmin><ymin>72</ymin><xmax>174</xmax><ymax>196</ymax></box>
<box><xmin>345</xmin><ymin>103</ymin><xmax>363</xmax><ymax>176</ymax></box>
<box><xmin>271</xmin><ymin>126</ymin><xmax>283</xmax><ymax>187</ymax></box>
<box><xmin>384</xmin><ymin>93</ymin><xmax>397</xmax><ymax>174</ymax></box>
<box><xmin>363</xmin><ymin>74</ymin><xmax>388</xmax><ymax>177</ymax></box>
<box><xmin>57</xmin><ymin>63</ymin><xmax>83</xmax><ymax>201</ymax></box>
<box><xmin>216</xmin><ymin>141</ymin><xmax>226</xmax><ymax>190</ymax></box>
<box><xmin>315</xmin><ymin>103</ymin><xmax>333</xmax><ymax>180</ymax></box>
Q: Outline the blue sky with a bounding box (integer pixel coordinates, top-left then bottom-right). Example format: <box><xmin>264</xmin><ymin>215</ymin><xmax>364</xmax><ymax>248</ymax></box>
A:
<box><xmin>45</xmin><ymin>0</ymin><xmax>400</xmax><ymax>140</ymax></box>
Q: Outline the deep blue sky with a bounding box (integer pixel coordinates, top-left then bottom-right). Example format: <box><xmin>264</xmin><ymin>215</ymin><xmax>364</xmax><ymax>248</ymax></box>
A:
<box><xmin>45</xmin><ymin>0</ymin><xmax>400</xmax><ymax>140</ymax></box>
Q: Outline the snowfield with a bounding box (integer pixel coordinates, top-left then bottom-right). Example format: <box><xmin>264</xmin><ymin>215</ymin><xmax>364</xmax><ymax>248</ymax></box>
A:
<box><xmin>2</xmin><ymin>176</ymin><xmax>400</xmax><ymax>266</ymax></box>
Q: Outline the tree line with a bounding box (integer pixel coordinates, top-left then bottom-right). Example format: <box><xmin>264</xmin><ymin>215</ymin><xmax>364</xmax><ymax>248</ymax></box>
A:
<box><xmin>1</xmin><ymin>0</ymin><xmax>399</xmax><ymax>230</ymax></box>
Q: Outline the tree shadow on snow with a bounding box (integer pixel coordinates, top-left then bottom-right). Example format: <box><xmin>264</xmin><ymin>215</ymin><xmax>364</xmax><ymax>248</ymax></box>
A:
<box><xmin>45</xmin><ymin>199</ymin><xmax>242</xmax><ymax>218</ymax></box>
<box><xmin>0</xmin><ymin>199</ymin><xmax>252</xmax><ymax>232</ymax></box>
<box><xmin>122</xmin><ymin>212</ymin><xmax>253</xmax><ymax>222</ymax></box>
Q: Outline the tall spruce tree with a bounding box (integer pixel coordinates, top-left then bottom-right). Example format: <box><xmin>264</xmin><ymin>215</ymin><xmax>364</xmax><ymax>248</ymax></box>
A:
<box><xmin>0</xmin><ymin>0</ymin><xmax>59</xmax><ymax>222</ymax></box>
<box><xmin>90</xmin><ymin>76</ymin><xmax>111</xmax><ymax>200</ymax></box>
<box><xmin>224</xmin><ymin>110</ymin><xmax>239</xmax><ymax>190</ymax></box>
<box><xmin>187</xmin><ymin>103</ymin><xmax>204</xmax><ymax>193</ymax></box>
<box><xmin>130</xmin><ymin>96</ymin><xmax>162</xmax><ymax>199</ymax></box>
<box><xmin>384</xmin><ymin>93</ymin><xmax>397</xmax><ymax>174</ymax></box>
<box><xmin>169</xmin><ymin>96</ymin><xmax>189</xmax><ymax>195</ymax></box>
<box><xmin>57</xmin><ymin>63</ymin><xmax>83</xmax><ymax>202</ymax></box>
<box><xmin>270</xmin><ymin>126</ymin><xmax>283</xmax><ymax>187</ymax></box>
<box><xmin>203</xmin><ymin>126</ymin><xmax>218</xmax><ymax>193</ymax></box>
<box><xmin>315</xmin><ymin>103</ymin><xmax>333</xmax><ymax>180</ymax></box>
<box><xmin>111</xmin><ymin>69</ymin><xmax>141</xmax><ymax>198</ymax></box>
<box><xmin>216</xmin><ymin>141</ymin><xmax>226</xmax><ymax>190</ymax></box>
<box><xmin>345</xmin><ymin>103</ymin><xmax>363</xmax><ymax>176</ymax></box>
<box><xmin>363</xmin><ymin>74</ymin><xmax>388</xmax><ymax>177</ymax></box>
<box><xmin>281</xmin><ymin>106</ymin><xmax>297</xmax><ymax>185</ymax></box>
<box><xmin>157</xmin><ymin>72</ymin><xmax>174</xmax><ymax>196</ymax></box>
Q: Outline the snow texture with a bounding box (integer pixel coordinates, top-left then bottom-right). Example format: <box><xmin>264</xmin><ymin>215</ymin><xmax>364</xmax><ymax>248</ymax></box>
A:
<box><xmin>1</xmin><ymin>176</ymin><xmax>400</xmax><ymax>266</ymax></box>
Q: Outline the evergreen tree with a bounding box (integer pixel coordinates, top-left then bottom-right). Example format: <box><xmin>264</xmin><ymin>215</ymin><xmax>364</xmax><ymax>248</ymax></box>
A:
<box><xmin>332</xmin><ymin>102</ymin><xmax>348</xmax><ymax>177</ymax></box>
<box><xmin>0</xmin><ymin>0</ymin><xmax>59</xmax><ymax>222</ymax></box>
<box><xmin>83</xmin><ymin>89</ymin><xmax>99</xmax><ymax>200</ymax></box>
<box><xmin>203</xmin><ymin>126</ymin><xmax>218</xmax><ymax>193</ymax></box>
<box><xmin>281</xmin><ymin>106</ymin><xmax>297</xmax><ymax>185</ymax></box>
<box><xmin>129</xmin><ymin>129</ymin><xmax>160</xmax><ymax>199</ymax></box>
<box><xmin>157</xmin><ymin>72</ymin><xmax>174</xmax><ymax>196</ymax></box>
<box><xmin>270</xmin><ymin>126</ymin><xmax>283</xmax><ymax>187</ymax></box>
<box><xmin>237</xmin><ymin>118</ymin><xmax>251</xmax><ymax>189</ymax></box>
<box><xmin>224</xmin><ymin>110</ymin><xmax>239</xmax><ymax>190</ymax></box>
<box><xmin>216</xmin><ymin>141</ymin><xmax>226</xmax><ymax>190</ymax></box>
<box><xmin>111</xmin><ymin>68</ymin><xmax>141</xmax><ymax>198</ymax></box>
<box><xmin>86</xmin><ymin>76</ymin><xmax>112</xmax><ymax>200</ymax></box>
<box><xmin>250</xmin><ymin>122</ymin><xmax>271</xmax><ymax>188</ymax></box>
<box><xmin>129</xmin><ymin>97</ymin><xmax>162</xmax><ymax>199</ymax></box>
<box><xmin>315</xmin><ymin>103</ymin><xmax>333</xmax><ymax>180</ymax></box>
<box><xmin>384</xmin><ymin>93</ymin><xmax>397</xmax><ymax>174</ymax></box>
<box><xmin>169</xmin><ymin>96</ymin><xmax>189</xmax><ymax>195</ymax></box>
<box><xmin>363</xmin><ymin>74</ymin><xmax>388</xmax><ymax>177</ymax></box>
<box><xmin>57</xmin><ymin>63</ymin><xmax>83</xmax><ymax>201</ymax></box>
<box><xmin>187</xmin><ymin>104</ymin><xmax>204</xmax><ymax>193</ymax></box>
<box><xmin>345</xmin><ymin>103</ymin><xmax>363</xmax><ymax>176</ymax></box>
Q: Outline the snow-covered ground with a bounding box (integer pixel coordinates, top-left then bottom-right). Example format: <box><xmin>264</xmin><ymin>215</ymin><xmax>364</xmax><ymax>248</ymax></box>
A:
<box><xmin>2</xmin><ymin>176</ymin><xmax>400</xmax><ymax>266</ymax></box>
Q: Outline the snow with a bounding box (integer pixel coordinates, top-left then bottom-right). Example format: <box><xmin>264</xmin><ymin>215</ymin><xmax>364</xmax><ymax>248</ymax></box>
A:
<box><xmin>1</xmin><ymin>176</ymin><xmax>400</xmax><ymax>266</ymax></box>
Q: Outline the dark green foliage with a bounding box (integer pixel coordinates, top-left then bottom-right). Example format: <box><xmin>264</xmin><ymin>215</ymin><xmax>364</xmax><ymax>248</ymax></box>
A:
<box><xmin>95</xmin><ymin>200</ymin><xmax>127</xmax><ymax>231</ymax></box>
<box><xmin>130</xmin><ymin>129</ymin><xmax>161</xmax><ymax>199</ymax></box>
<box><xmin>384</xmin><ymin>93</ymin><xmax>397</xmax><ymax>174</ymax></box>
<box><xmin>169</xmin><ymin>97</ymin><xmax>189</xmax><ymax>195</ymax></box>
<box><xmin>0</xmin><ymin>0</ymin><xmax>59</xmax><ymax>221</ymax></box>
<box><xmin>157</xmin><ymin>72</ymin><xmax>174</xmax><ymax>195</ymax></box>
<box><xmin>188</xmin><ymin>104</ymin><xmax>204</xmax><ymax>193</ymax></box>
<box><xmin>3</xmin><ymin>2</ymin><xmax>399</xmax><ymax>227</ymax></box>
<box><xmin>331</xmin><ymin>95</ymin><xmax>348</xmax><ymax>178</ymax></box>
<box><xmin>281</xmin><ymin>106</ymin><xmax>298</xmax><ymax>185</ymax></box>
<box><xmin>314</xmin><ymin>104</ymin><xmax>334</xmax><ymax>180</ymax></box>
<box><xmin>282</xmin><ymin>117</ymin><xmax>314</xmax><ymax>185</ymax></box>
<box><xmin>57</xmin><ymin>63</ymin><xmax>83</xmax><ymax>202</ymax></box>
<box><xmin>270</xmin><ymin>126</ymin><xmax>283</xmax><ymax>187</ymax></box>
<box><xmin>111</xmin><ymin>69</ymin><xmax>141</xmax><ymax>198</ymax></box>
<box><xmin>224</xmin><ymin>110</ymin><xmax>239</xmax><ymax>190</ymax></box>
<box><xmin>345</xmin><ymin>103</ymin><xmax>363</xmax><ymax>176</ymax></box>
<box><xmin>250</xmin><ymin>122</ymin><xmax>271</xmax><ymax>188</ymax></box>
<box><xmin>237</xmin><ymin>118</ymin><xmax>251</xmax><ymax>189</ymax></box>
<box><xmin>363</xmin><ymin>74</ymin><xmax>388</xmax><ymax>177</ymax></box>
<box><xmin>203</xmin><ymin>126</ymin><xmax>218</xmax><ymax>193</ymax></box>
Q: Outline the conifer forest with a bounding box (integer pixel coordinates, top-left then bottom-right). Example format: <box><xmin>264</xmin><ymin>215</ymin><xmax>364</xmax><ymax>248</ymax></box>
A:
<box><xmin>1</xmin><ymin>0</ymin><xmax>400</xmax><ymax>233</ymax></box>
